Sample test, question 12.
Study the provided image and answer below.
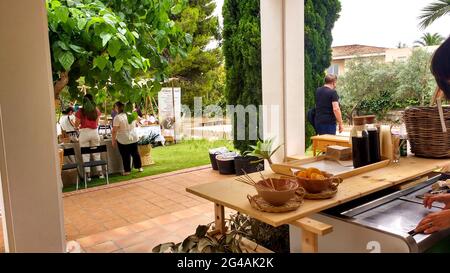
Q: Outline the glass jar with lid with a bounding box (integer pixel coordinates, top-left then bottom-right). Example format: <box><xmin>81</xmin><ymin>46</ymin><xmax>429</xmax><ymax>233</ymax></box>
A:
<box><xmin>365</xmin><ymin>115</ymin><xmax>381</xmax><ymax>164</ymax></box>
<box><xmin>351</xmin><ymin>116</ymin><xmax>370</xmax><ymax>168</ymax></box>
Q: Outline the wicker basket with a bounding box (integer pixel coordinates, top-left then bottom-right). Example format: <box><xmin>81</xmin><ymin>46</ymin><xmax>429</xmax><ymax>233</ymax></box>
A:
<box><xmin>404</xmin><ymin>105</ymin><xmax>450</xmax><ymax>158</ymax></box>
<box><xmin>138</xmin><ymin>144</ymin><xmax>155</xmax><ymax>166</ymax></box>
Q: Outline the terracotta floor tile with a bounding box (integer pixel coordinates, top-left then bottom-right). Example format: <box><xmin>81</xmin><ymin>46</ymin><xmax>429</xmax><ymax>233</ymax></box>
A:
<box><xmin>77</xmin><ymin>233</ymin><xmax>112</xmax><ymax>248</ymax></box>
<box><xmin>84</xmin><ymin>241</ymin><xmax>119</xmax><ymax>253</ymax></box>
<box><xmin>122</xmin><ymin>240</ymin><xmax>156</xmax><ymax>253</ymax></box>
<box><xmin>128</xmin><ymin>220</ymin><xmax>155</xmax><ymax>233</ymax></box>
<box><xmin>60</xmin><ymin>166</ymin><xmax>230</xmax><ymax>240</ymax></box>
<box><xmin>138</xmin><ymin>226</ymin><xmax>170</xmax><ymax>239</ymax></box>
<box><xmin>144</xmin><ymin>210</ymin><xmax>166</xmax><ymax>218</ymax></box>
<box><xmin>170</xmin><ymin>208</ymin><xmax>201</xmax><ymax>219</ymax></box>
<box><xmin>78</xmin><ymin>225</ymin><xmax>107</xmax><ymax>236</ymax></box>
<box><xmin>150</xmin><ymin>214</ymin><xmax>180</xmax><ymax>225</ymax></box>
<box><xmin>122</xmin><ymin>214</ymin><xmax>150</xmax><ymax>224</ymax></box>
<box><xmin>100</xmin><ymin>226</ymin><xmax>136</xmax><ymax>241</ymax></box>
<box><xmin>103</xmin><ymin>218</ymin><xmax>130</xmax><ymax>230</ymax></box>
<box><xmin>114</xmin><ymin>233</ymin><xmax>148</xmax><ymax>249</ymax></box>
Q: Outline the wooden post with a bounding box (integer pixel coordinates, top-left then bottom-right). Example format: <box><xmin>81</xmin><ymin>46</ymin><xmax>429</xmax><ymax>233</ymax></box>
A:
<box><xmin>301</xmin><ymin>230</ymin><xmax>318</xmax><ymax>253</ymax></box>
<box><xmin>214</xmin><ymin>203</ymin><xmax>226</xmax><ymax>235</ymax></box>
<box><xmin>291</xmin><ymin>217</ymin><xmax>333</xmax><ymax>253</ymax></box>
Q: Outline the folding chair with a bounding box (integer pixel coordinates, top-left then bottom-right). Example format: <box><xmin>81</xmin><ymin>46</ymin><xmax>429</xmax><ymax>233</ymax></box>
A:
<box><xmin>80</xmin><ymin>145</ymin><xmax>109</xmax><ymax>189</ymax></box>
<box><xmin>61</xmin><ymin>147</ymin><xmax>80</xmax><ymax>190</ymax></box>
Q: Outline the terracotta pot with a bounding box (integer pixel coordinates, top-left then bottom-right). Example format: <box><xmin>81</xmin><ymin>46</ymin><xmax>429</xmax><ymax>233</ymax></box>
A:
<box><xmin>255</xmin><ymin>178</ymin><xmax>299</xmax><ymax>206</ymax></box>
<box><xmin>295</xmin><ymin>172</ymin><xmax>342</xmax><ymax>194</ymax></box>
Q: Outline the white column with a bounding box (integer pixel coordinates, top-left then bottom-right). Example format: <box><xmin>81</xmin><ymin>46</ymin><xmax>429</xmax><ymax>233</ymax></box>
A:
<box><xmin>0</xmin><ymin>0</ymin><xmax>65</xmax><ymax>252</ymax></box>
<box><xmin>261</xmin><ymin>0</ymin><xmax>305</xmax><ymax>162</ymax></box>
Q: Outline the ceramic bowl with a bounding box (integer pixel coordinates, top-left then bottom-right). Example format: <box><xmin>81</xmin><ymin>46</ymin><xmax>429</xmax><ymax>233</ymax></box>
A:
<box><xmin>255</xmin><ymin>178</ymin><xmax>299</xmax><ymax>206</ymax></box>
<box><xmin>295</xmin><ymin>171</ymin><xmax>342</xmax><ymax>194</ymax></box>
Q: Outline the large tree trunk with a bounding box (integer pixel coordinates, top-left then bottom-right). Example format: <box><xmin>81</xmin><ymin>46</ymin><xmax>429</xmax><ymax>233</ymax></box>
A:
<box><xmin>54</xmin><ymin>71</ymin><xmax>69</xmax><ymax>99</ymax></box>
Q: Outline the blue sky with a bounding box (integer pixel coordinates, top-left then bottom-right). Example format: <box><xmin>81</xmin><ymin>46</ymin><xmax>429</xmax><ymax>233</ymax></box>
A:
<box><xmin>213</xmin><ymin>0</ymin><xmax>450</xmax><ymax>48</ymax></box>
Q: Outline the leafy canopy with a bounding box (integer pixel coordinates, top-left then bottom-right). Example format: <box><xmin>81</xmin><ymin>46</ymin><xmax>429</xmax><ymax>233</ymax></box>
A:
<box><xmin>47</xmin><ymin>0</ymin><xmax>191</xmax><ymax>107</ymax></box>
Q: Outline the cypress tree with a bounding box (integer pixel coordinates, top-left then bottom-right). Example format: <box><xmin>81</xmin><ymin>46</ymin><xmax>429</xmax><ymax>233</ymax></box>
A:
<box><xmin>223</xmin><ymin>0</ymin><xmax>340</xmax><ymax>152</ymax></box>
<box><xmin>305</xmin><ymin>0</ymin><xmax>341</xmax><ymax>146</ymax></box>
<box><xmin>223</xmin><ymin>0</ymin><xmax>262</xmax><ymax>153</ymax></box>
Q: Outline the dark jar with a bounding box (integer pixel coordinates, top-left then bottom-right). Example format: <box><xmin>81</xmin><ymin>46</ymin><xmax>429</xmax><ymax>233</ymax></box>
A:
<box><xmin>351</xmin><ymin>117</ymin><xmax>370</xmax><ymax>168</ymax></box>
<box><xmin>365</xmin><ymin>115</ymin><xmax>381</xmax><ymax>164</ymax></box>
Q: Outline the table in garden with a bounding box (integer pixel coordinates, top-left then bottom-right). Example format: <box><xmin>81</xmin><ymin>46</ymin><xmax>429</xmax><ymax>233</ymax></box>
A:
<box><xmin>186</xmin><ymin>156</ymin><xmax>450</xmax><ymax>253</ymax></box>
<box><xmin>311</xmin><ymin>134</ymin><xmax>351</xmax><ymax>156</ymax></box>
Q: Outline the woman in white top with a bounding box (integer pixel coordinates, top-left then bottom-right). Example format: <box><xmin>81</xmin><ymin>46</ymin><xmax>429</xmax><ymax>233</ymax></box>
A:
<box><xmin>111</xmin><ymin>101</ymin><xmax>143</xmax><ymax>175</ymax></box>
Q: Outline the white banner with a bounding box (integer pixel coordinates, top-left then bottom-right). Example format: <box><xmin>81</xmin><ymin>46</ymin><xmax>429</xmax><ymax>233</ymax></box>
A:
<box><xmin>158</xmin><ymin>87</ymin><xmax>182</xmax><ymax>141</ymax></box>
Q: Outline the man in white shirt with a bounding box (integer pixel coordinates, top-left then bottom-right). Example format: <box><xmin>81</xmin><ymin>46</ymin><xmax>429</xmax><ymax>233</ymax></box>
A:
<box><xmin>59</xmin><ymin>107</ymin><xmax>78</xmax><ymax>141</ymax></box>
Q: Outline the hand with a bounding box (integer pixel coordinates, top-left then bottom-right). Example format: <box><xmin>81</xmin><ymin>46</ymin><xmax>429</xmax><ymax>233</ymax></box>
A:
<box><xmin>112</xmin><ymin>139</ymin><xmax>117</xmax><ymax>148</ymax></box>
<box><xmin>338</xmin><ymin>123</ymin><xmax>344</xmax><ymax>134</ymax></box>
<box><xmin>440</xmin><ymin>163</ymin><xmax>450</xmax><ymax>174</ymax></box>
<box><xmin>423</xmin><ymin>193</ymin><xmax>450</xmax><ymax>210</ymax></box>
<box><xmin>415</xmin><ymin>210</ymin><xmax>450</xmax><ymax>234</ymax></box>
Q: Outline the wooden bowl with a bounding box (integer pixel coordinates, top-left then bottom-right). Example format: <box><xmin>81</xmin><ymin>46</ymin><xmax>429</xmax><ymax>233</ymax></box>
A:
<box><xmin>295</xmin><ymin>171</ymin><xmax>342</xmax><ymax>194</ymax></box>
<box><xmin>255</xmin><ymin>178</ymin><xmax>299</xmax><ymax>206</ymax></box>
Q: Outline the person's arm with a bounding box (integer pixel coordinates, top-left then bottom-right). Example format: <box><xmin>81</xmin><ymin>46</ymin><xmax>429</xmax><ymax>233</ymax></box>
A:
<box><xmin>332</xmin><ymin>101</ymin><xmax>344</xmax><ymax>133</ymax></box>
<box><xmin>111</xmin><ymin>126</ymin><xmax>118</xmax><ymax>148</ymax></box>
<box><xmin>74</xmin><ymin>112</ymin><xmax>81</xmax><ymax>129</ymax></box>
<box><xmin>415</xmin><ymin>210</ymin><xmax>450</xmax><ymax>234</ymax></box>
<box><xmin>111</xmin><ymin>115</ymin><xmax>119</xmax><ymax>148</ymax></box>
<box><xmin>96</xmin><ymin>108</ymin><xmax>101</xmax><ymax>125</ymax></box>
<box><xmin>68</xmin><ymin>115</ymin><xmax>77</xmax><ymax>130</ymax></box>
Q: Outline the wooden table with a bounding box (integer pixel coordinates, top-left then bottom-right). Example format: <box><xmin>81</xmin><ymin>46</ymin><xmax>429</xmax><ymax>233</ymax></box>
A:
<box><xmin>186</xmin><ymin>156</ymin><xmax>450</xmax><ymax>253</ymax></box>
<box><xmin>311</xmin><ymin>134</ymin><xmax>351</xmax><ymax>156</ymax></box>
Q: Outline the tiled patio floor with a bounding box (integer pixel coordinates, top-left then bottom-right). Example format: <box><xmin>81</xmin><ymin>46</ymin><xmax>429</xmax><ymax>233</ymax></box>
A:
<box><xmin>77</xmin><ymin>203</ymin><xmax>237</xmax><ymax>253</ymax></box>
<box><xmin>0</xmin><ymin>165</ymin><xmax>233</xmax><ymax>252</ymax></box>
<box><xmin>63</xmin><ymin>165</ymin><xmax>232</xmax><ymax>240</ymax></box>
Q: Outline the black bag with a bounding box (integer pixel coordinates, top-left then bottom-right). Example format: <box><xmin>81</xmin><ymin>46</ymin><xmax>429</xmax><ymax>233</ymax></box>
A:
<box><xmin>307</xmin><ymin>108</ymin><xmax>316</xmax><ymax>131</ymax></box>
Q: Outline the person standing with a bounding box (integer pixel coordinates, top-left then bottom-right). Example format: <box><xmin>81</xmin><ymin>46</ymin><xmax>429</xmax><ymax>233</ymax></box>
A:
<box><xmin>415</xmin><ymin>36</ymin><xmax>450</xmax><ymax>236</ymax></box>
<box><xmin>111</xmin><ymin>101</ymin><xmax>143</xmax><ymax>175</ymax></box>
<box><xmin>74</xmin><ymin>94</ymin><xmax>104</xmax><ymax>181</ymax></box>
<box><xmin>314</xmin><ymin>74</ymin><xmax>344</xmax><ymax>135</ymax></box>
<box><xmin>59</xmin><ymin>106</ymin><xmax>78</xmax><ymax>141</ymax></box>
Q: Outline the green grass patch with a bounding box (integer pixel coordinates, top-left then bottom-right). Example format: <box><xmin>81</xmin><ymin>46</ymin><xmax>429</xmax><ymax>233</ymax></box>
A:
<box><xmin>63</xmin><ymin>139</ymin><xmax>234</xmax><ymax>193</ymax></box>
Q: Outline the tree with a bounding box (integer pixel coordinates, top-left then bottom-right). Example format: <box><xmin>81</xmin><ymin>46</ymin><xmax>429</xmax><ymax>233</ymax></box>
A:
<box><xmin>339</xmin><ymin>59</ymin><xmax>399</xmax><ymax>121</ymax></box>
<box><xmin>339</xmin><ymin>49</ymin><xmax>437</xmax><ymax>121</ymax></box>
<box><xmin>304</xmin><ymin>0</ymin><xmax>341</xmax><ymax>146</ymax></box>
<box><xmin>168</xmin><ymin>0</ymin><xmax>224</xmax><ymax>108</ymax></box>
<box><xmin>414</xmin><ymin>33</ymin><xmax>445</xmax><ymax>46</ymax></box>
<box><xmin>47</xmin><ymin>0</ymin><xmax>191</xmax><ymax>108</ymax></box>
<box><xmin>223</xmin><ymin>0</ymin><xmax>262</xmax><ymax>153</ymax></box>
<box><xmin>418</xmin><ymin>0</ymin><xmax>450</xmax><ymax>29</ymax></box>
<box><xmin>396</xmin><ymin>49</ymin><xmax>437</xmax><ymax>106</ymax></box>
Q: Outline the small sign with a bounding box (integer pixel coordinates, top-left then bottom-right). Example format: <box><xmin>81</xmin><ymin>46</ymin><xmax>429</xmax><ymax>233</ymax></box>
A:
<box><xmin>158</xmin><ymin>87</ymin><xmax>181</xmax><ymax>141</ymax></box>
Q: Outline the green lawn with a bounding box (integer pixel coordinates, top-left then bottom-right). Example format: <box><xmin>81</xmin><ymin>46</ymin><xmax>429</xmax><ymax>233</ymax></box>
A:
<box><xmin>63</xmin><ymin>139</ymin><xmax>234</xmax><ymax>192</ymax></box>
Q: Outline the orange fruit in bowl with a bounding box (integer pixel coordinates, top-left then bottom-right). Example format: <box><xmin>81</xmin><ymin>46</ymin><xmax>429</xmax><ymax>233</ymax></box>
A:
<box><xmin>306</xmin><ymin>168</ymin><xmax>322</xmax><ymax>178</ymax></box>
<box><xmin>296</xmin><ymin>171</ymin><xmax>308</xmax><ymax>178</ymax></box>
<box><xmin>311</xmin><ymin>173</ymin><xmax>326</xmax><ymax>180</ymax></box>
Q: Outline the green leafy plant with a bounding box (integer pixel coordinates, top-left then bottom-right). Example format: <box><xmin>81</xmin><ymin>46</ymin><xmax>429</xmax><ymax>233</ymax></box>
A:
<box><xmin>137</xmin><ymin>132</ymin><xmax>159</xmax><ymax>146</ymax></box>
<box><xmin>152</xmin><ymin>213</ymin><xmax>254</xmax><ymax>253</ymax></box>
<box><xmin>47</xmin><ymin>0</ymin><xmax>191</xmax><ymax>105</ymax></box>
<box><xmin>244</xmin><ymin>138</ymin><xmax>283</xmax><ymax>165</ymax></box>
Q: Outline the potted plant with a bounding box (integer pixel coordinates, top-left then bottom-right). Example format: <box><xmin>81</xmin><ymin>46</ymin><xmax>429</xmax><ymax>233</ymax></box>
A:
<box><xmin>152</xmin><ymin>213</ymin><xmax>257</xmax><ymax>253</ymax></box>
<box><xmin>137</xmin><ymin>132</ymin><xmax>159</xmax><ymax>166</ymax></box>
<box><xmin>234</xmin><ymin>155</ymin><xmax>264</xmax><ymax>176</ymax></box>
<box><xmin>215</xmin><ymin>152</ymin><xmax>239</xmax><ymax>175</ymax></box>
<box><xmin>244</xmin><ymin>138</ymin><xmax>283</xmax><ymax>165</ymax></box>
